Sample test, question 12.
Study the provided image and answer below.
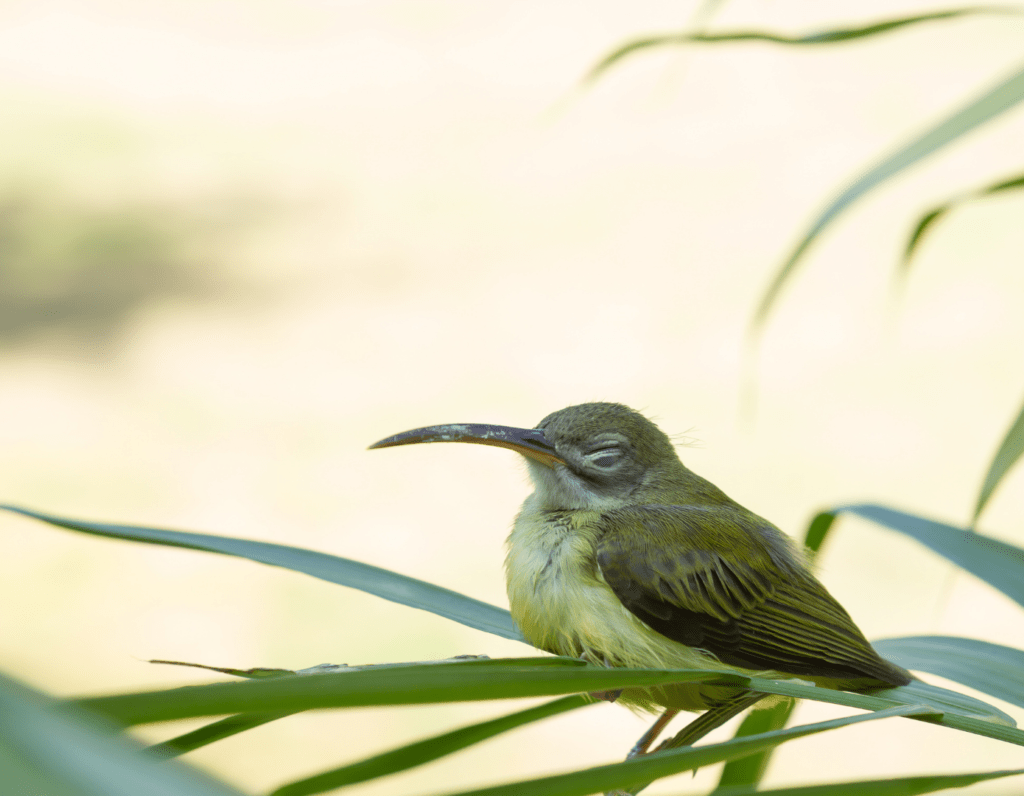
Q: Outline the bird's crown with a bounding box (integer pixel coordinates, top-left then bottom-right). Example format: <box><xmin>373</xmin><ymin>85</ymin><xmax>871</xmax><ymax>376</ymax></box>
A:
<box><xmin>536</xmin><ymin>402</ymin><xmax>677</xmax><ymax>469</ymax></box>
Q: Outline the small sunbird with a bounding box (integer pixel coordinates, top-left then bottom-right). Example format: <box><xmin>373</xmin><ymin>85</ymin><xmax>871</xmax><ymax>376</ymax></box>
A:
<box><xmin>370</xmin><ymin>402</ymin><xmax>911</xmax><ymax>757</ymax></box>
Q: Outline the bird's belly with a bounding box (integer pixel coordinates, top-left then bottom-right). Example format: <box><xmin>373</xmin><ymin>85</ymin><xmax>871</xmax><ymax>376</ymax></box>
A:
<box><xmin>505</xmin><ymin>512</ymin><xmax>712</xmax><ymax>672</ymax></box>
<box><xmin>505</xmin><ymin>510</ymin><xmax>752</xmax><ymax>712</ymax></box>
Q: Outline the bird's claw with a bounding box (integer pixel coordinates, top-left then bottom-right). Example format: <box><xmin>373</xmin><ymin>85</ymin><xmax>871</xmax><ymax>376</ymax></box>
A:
<box><xmin>588</xmin><ymin>688</ymin><xmax>623</xmax><ymax>703</ymax></box>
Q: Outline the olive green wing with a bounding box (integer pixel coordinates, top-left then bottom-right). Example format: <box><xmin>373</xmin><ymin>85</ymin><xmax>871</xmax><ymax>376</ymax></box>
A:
<box><xmin>595</xmin><ymin>505</ymin><xmax>910</xmax><ymax>686</ymax></box>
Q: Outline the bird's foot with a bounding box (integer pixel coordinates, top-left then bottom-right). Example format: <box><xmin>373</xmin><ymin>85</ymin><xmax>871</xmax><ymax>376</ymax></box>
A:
<box><xmin>588</xmin><ymin>688</ymin><xmax>623</xmax><ymax>703</ymax></box>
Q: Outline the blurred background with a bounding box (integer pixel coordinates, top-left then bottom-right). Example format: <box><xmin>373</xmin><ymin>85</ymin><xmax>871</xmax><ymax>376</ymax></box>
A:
<box><xmin>1</xmin><ymin>1</ymin><xmax>1023</xmax><ymax>793</ymax></box>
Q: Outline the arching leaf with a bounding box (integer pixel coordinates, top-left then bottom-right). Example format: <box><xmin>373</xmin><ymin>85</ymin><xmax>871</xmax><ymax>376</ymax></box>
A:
<box><xmin>754</xmin><ymin>60</ymin><xmax>1024</xmax><ymax>332</ymax></box>
<box><xmin>587</xmin><ymin>9</ymin><xmax>1016</xmax><ymax>83</ymax></box>
<box><xmin>0</xmin><ymin>504</ymin><xmax>523</xmax><ymax>642</ymax></box>
<box><xmin>874</xmin><ymin>635</ymin><xmax>1024</xmax><ymax>709</ymax></box>
<box><xmin>270</xmin><ymin>696</ymin><xmax>591</xmax><ymax>796</ymax></box>
<box><xmin>974</xmin><ymin>395</ymin><xmax>1024</xmax><ymax>523</ymax></box>
<box><xmin>835</xmin><ymin>504</ymin><xmax>1024</xmax><ymax>608</ymax></box>
<box><xmin>901</xmin><ymin>172</ymin><xmax>1024</xmax><ymax>270</ymax></box>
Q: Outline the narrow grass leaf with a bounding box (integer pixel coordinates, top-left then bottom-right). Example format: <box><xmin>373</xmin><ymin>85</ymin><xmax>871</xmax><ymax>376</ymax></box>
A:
<box><xmin>151</xmin><ymin>659</ymin><xmax>571</xmax><ymax>757</ymax></box>
<box><xmin>974</xmin><ymin>395</ymin><xmax>1024</xmax><ymax>523</ymax></box>
<box><xmin>745</xmin><ymin>674</ymin><xmax>1013</xmax><ymax>724</ymax></box>
<box><xmin>440</xmin><ymin>706</ymin><xmax>932</xmax><ymax>796</ymax></box>
<box><xmin>713</xmin><ymin>768</ymin><xmax>1024</xmax><ymax>796</ymax></box>
<box><xmin>836</xmin><ymin>504</ymin><xmax>1024</xmax><ymax>608</ymax></box>
<box><xmin>586</xmin><ymin>9</ymin><xmax>1014</xmax><ymax>83</ymax></box>
<box><xmin>151</xmin><ymin>711</ymin><xmax>296</xmax><ymax>758</ymax></box>
<box><xmin>73</xmin><ymin>658</ymin><xmax>747</xmax><ymax>726</ymax></box>
<box><xmin>875</xmin><ymin>679</ymin><xmax>1015</xmax><ymax>726</ymax></box>
<box><xmin>987</xmin><ymin>174</ymin><xmax>1024</xmax><ymax>192</ymax></box>
<box><xmin>901</xmin><ymin>172</ymin><xmax>1024</xmax><ymax>271</ymax></box>
<box><xmin>0</xmin><ymin>504</ymin><xmax>522</xmax><ymax>642</ymax></box>
<box><xmin>74</xmin><ymin>653</ymin><xmax>1024</xmax><ymax>745</ymax></box>
<box><xmin>148</xmin><ymin>663</ymin><xmax>299</xmax><ymax>756</ymax></box>
<box><xmin>803</xmin><ymin>511</ymin><xmax>837</xmax><ymax>555</ymax></box>
<box><xmin>874</xmin><ymin>636</ymin><xmax>1024</xmax><ymax>709</ymax></box>
<box><xmin>150</xmin><ymin>660</ymin><xmax>296</xmax><ymax>679</ymax></box>
<box><xmin>744</xmin><ymin>677</ymin><xmax>1024</xmax><ymax>746</ymax></box>
<box><xmin>901</xmin><ymin>206</ymin><xmax>951</xmax><ymax>265</ymax></box>
<box><xmin>0</xmin><ymin>672</ymin><xmax>245</xmax><ymax>796</ymax></box>
<box><xmin>151</xmin><ymin>659</ymin><xmax>585</xmax><ymax>757</ymax></box>
<box><xmin>754</xmin><ymin>60</ymin><xmax>1024</xmax><ymax>332</ymax></box>
<box><xmin>715</xmin><ymin>698</ymin><xmax>795</xmax><ymax>789</ymax></box>
<box><xmin>270</xmin><ymin>696</ymin><xmax>592</xmax><ymax>796</ymax></box>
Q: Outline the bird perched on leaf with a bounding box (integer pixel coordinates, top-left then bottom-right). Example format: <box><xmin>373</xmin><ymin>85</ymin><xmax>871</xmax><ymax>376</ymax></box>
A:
<box><xmin>370</xmin><ymin>402</ymin><xmax>911</xmax><ymax>758</ymax></box>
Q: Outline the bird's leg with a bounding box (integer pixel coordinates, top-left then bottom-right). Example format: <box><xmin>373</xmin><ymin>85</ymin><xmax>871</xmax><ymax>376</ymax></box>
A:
<box><xmin>590</xmin><ymin>688</ymin><xmax>624</xmax><ymax>702</ymax></box>
<box><xmin>581</xmin><ymin>651</ymin><xmax>623</xmax><ymax>703</ymax></box>
<box><xmin>627</xmin><ymin>708</ymin><xmax>679</xmax><ymax>759</ymax></box>
<box><xmin>608</xmin><ymin>693</ymin><xmax>767</xmax><ymax>796</ymax></box>
<box><xmin>655</xmin><ymin>692</ymin><xmax>766</xmax><ymax>752</ymax></box>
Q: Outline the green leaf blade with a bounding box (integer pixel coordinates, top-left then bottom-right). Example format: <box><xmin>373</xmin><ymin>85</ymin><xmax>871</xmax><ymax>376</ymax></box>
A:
<box><xmin>874</xmin><ymin>635</ymin><xmax>1024</xmax><ymax>710</ymax></box>
<box><xmin>270</xmin><ymin>696</ymin><xmax>591</xmax><ymax>796</ymax></box>
<box><xmin>900</xmin><ymin>171</ymin><xmax>1024</xmax><ymax>272</ymax></box>
<box><xmin>151</xmin><ymin>711</ymin><xmax>296</xmax><ymax>759</ymax></box>
<box><xmin>0</xmin><ymin>672</ymin><xmax>246</xmax><ymax>796</ymax></box>
<box><xmin>715</xmin><ymin>698</ymin><xmax>795</xmax><ymax>790</ymax></box>
<box><xmin>974</xmin><ymin>395</ymin><xmax>1024</xmax><ymax>522</ymax></box>
<box><xmin>900</xmin><ymin>206</ymin><xmax>950</xmax><ymax>269</ymax></box>
<box><xmin>73</xmin><ymin>658</ymin><xmax>747</xmax><ymax>726</ymax></box>
<box><xmin>586</xmin><ymin>9</ymin><xmax>1017</xmax><ymax>84</ymax></box>
<box><xmin>713</xmin><ymin>769</ymin><xmax>1024</xmax><ymax>796</ymax></box>
<box><xmin>742</xmin><ymin>676</ymin><xmax>1024</xmax><ymax>745</ymax></box>
<box><xmin>441</xmin><ymin>705</ymin><xmax>934</xmax><ymax>796</ymax></box>
<box><xmin>0</xmin><ymin>504</ymin><xmax>523</xmax><ymax>642</ymax></box>
<box><xmin>835</xmin><ymin>504</ymin><xmax>1024</xmax><ymax>608</ymax></box>
<box><xmin>755</xmin><ymin>60</ymin><xmax>1024</xmax><ymax>331</ymax></box>
<box><xmin>803</xmin><ymin>511</ymin><xmax>837</xmax><ymax>555</ymax></box>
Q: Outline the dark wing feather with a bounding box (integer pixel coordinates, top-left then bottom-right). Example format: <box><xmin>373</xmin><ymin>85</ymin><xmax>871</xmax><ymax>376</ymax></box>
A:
<box><xmin>596</xmin><ymin>505</ymin><xmax>911</xmax><ymax>687</ymax></box>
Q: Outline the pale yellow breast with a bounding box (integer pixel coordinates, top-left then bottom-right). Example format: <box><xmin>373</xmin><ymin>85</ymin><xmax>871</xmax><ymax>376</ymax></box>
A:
<box><xmin>504</xmin><ymin>500</ymin><xmax>714</xmax><ymax>673</ymax></box>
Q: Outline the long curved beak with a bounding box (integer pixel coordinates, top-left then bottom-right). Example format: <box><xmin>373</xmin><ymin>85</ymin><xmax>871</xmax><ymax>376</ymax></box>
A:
<box><xmin>369</xmin><ymin>423</ymin><xmax>564</xmax><ymax>468</ymax></box>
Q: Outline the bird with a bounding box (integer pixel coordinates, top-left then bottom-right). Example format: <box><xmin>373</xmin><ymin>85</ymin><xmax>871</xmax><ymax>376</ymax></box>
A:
<box><xmin>369</xmin><ymin>402</ymin><xmax>911</xmax><ymax>759</ymax></box>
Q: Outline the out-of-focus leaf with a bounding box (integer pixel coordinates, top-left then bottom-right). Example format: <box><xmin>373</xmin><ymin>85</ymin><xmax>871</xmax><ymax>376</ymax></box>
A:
<box><xmin>712</xmin><ymin>769</ymin><xmax>1024</xmax><ymax>796</ymax></box>
<box><xmin>439</xmin><ymin>706</ymin><xmax>933</xmax><ymax>796</ymax></box>
<box><xmin>803</xmin><ymin>511</ymin><xmax>837</xmax><ymax>555</ymax></box>
<box><xmin>901</xmin><ymin>172</ymin><xmax>1024</xmax><ymax>270</ymax></box>
<box><xmin>0</xmin><ymin>504</ymin><xmax>523</xmax><ymax>642</ymax></box>
<box><xmin>754</xmin><ymin>60</ymin><xmax>1024</xmax><ymax>332</ymax></box>
<box><xmin>988</xmin><ymin>174</ymin><xmax>1024</xmax><ymax>192</ymax></box>
<box><xmin>587</xmin><ymin>8</ymin><xmax>1014</xmax><ymax>83</ymax></box>
<box><xmin>0</xmin><ymin>671</ymin><xmax>245</xmax><ymax>796</ymax></box>
<box><xmin>902</xmin><ymin>206</ymin><xmax>952</xmax><ymax>264</ymax></box>
<box><xmin>270</xmin><ymin>696</ymin><xmax>592</xmax><ymax>796</ymax></box>
<box><xmin>835</xmin><ymin>504</ymin><xmax>1024</xmax><ymax>608</ymax></box>
<box><xmin>974</xmin><ymin>395</ymin><xmax>1024</xmax><ymax>523</ymax></box>
<box><xmin>715</xmin><ymin>698</ymin><xmax>795</xmax><ymax>790</ymax></box>
<box><xmin>875</xmin><ymin>636</ymin><xmax>1024</xmax><ymax>710</ymax></box>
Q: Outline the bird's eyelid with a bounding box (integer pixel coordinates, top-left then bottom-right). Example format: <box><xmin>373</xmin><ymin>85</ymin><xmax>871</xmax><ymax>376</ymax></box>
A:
<box><xmin>585</xmin><ymin>433</ymin><xmax>629</xmax><ymax>453</ymax></box>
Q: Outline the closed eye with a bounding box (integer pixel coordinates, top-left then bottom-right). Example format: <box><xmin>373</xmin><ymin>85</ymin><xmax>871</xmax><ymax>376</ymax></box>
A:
<box><xmin>587</xmin><ymin>447</ymin><xmax>623</xmax><ymax>468</ymax></box>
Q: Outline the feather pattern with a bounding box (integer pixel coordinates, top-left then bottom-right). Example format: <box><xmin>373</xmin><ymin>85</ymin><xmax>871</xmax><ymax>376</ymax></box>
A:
<box><xmin>596</xmin><ymin>505</ymin><xmax>910</xmax><ymax>686</ymax></box>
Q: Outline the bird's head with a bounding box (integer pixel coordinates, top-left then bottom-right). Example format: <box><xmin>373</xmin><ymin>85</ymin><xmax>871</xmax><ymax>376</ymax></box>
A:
<box><xmin>370</xmin><ymin>402</ymin><xmax>684</xmax><ymax>510</ymax></box>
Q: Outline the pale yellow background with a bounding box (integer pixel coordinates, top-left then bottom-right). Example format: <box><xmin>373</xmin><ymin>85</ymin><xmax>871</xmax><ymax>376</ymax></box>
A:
<box><xmin>1</xmin><ymin>2</ymin><xmax>1023</xmax><ymax>794</ymax></box>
